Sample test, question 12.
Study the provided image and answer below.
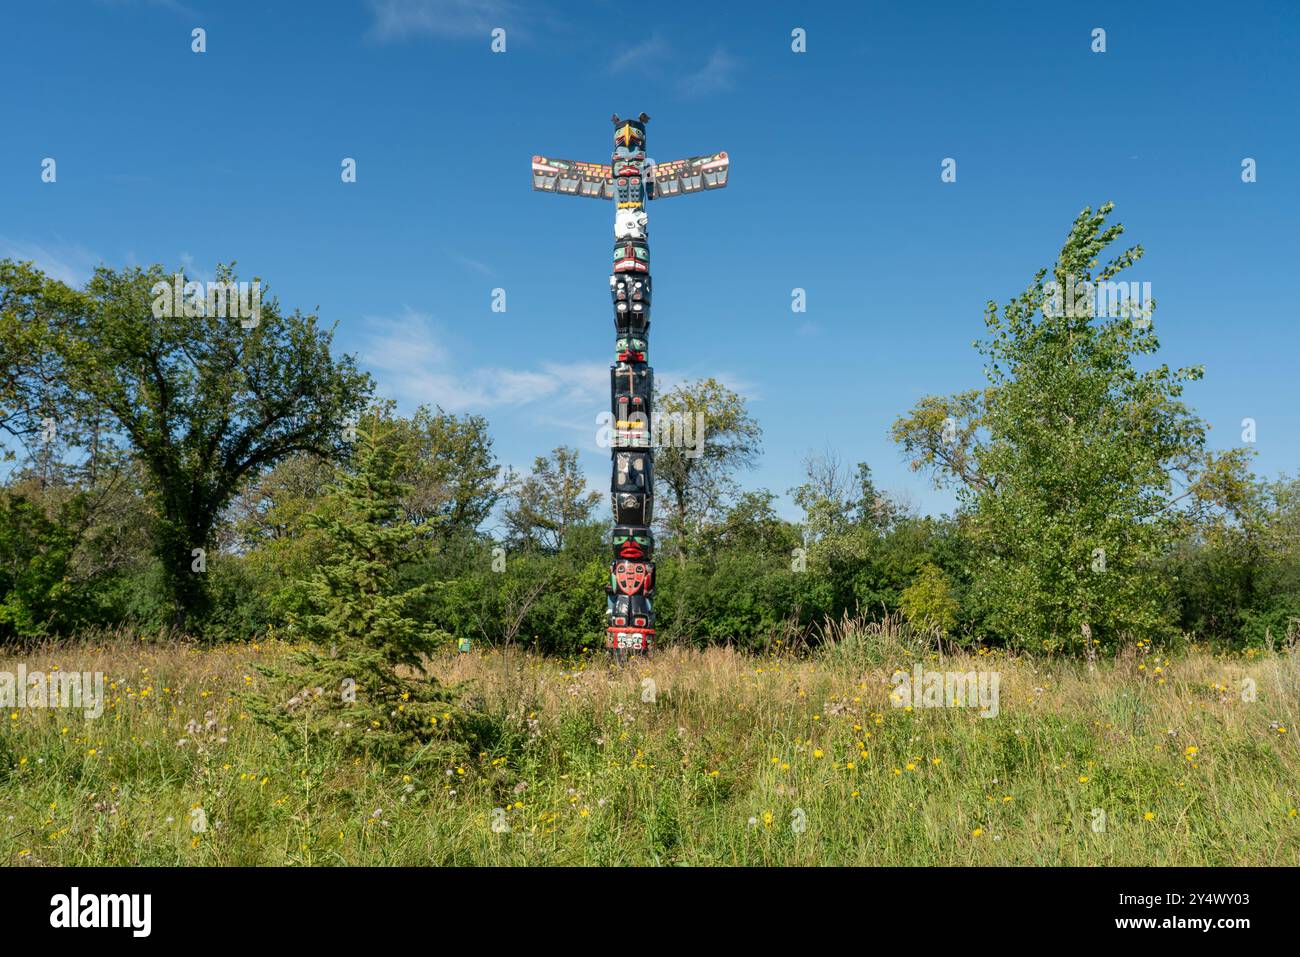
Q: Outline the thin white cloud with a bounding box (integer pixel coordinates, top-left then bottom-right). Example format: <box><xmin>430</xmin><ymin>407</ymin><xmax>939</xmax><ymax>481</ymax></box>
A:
<box><xmin>452</xmin><ymin>254</ymin><xmax>495</xmax><ymax>277</ymax></box>
<box><xmin>359</xmin><ymin>310</ymin><xmax>762</xmax><ymax>474</ymax></box>
<box><xmin>612</xmin><ymin>34</ymin><xmax>670</xmax><ymax>73</ymax></box>
<box><xmin>0</xmin><ymin>237</ymin><xmax>103</xmax><ymax>286</ymax></box>
<box><xmin>678</xmin><ymin>47</ymin><xmax>739</xmax><ymax>94</ymax></box>
<box><xmin>176</xmin><ymin>252</ymin><xmax>217</xmax><ymax>284</ymax></box>
<box><xmin>366</xmin><ymin>0</ymin><xmax>520</xmax><ymax>42</ymax></box>
<box><xmin>360</xmin><ymin>309</ymin><xmax>607</xmax><ymax>412</ymax></box>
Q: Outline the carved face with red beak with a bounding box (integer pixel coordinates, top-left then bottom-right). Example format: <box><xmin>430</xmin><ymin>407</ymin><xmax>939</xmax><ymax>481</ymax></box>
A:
<box><xmin>615</xmin><ymin>335</ymin><xmax>647</xmax><ymax>361</ymax></box>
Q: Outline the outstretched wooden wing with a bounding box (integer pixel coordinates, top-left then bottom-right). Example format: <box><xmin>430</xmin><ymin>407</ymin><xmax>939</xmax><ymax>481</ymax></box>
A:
<box><xmin>646</xmin><ymin>151</ymin><xmax>729</xmax><ymax>200</ymax></box>
<box><xmin>531</xmin><ymin>156</ymin><xmax>614</xmax><ymax>199</ymax></box>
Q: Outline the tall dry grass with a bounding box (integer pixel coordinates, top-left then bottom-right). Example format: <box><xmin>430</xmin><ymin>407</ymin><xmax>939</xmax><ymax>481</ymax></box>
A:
<box><xmin>1</xmin><ymin>620</ymin><xmax>1296</xmax><ymax>865</ymax></box>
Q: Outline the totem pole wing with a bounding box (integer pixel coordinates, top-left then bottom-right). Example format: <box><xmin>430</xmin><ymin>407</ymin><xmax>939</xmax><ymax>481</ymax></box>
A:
<box><xmin>531</xmin><ymin>156</ymin><xmax>614</xmax><ymax>199</ymax></box>
<box><xmin>646</xmin><ymin>151</ymin><xmax>729</xmax><ymax>200</ymax></box>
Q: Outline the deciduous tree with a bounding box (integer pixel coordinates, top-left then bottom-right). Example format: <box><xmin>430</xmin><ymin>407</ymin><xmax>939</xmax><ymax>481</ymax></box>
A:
<box><xmin>61</xmin><ymin>263</ymin><xmax>371</xmax><ymax>631</ymax></box>
<box><xmin>893</xmin><ymin>203</ymin><xmax>1245</xmax><ymax>651</ymax></box>
<box><xmin>502</xmin><ymin>446</ymin><xmax>599</xmax><ymax>553</ymax></box>
<box><xmin>655</xmin><ymin>378</ymin><xmax>761</xmax><ymax>560</ymax></box>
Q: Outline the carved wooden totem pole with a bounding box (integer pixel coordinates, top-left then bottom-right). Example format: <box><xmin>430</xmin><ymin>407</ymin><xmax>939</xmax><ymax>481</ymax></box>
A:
<box><xmin>532</xmin><ymin>114</ymin><xmax>730</xmax><ymax>655</ymax></box>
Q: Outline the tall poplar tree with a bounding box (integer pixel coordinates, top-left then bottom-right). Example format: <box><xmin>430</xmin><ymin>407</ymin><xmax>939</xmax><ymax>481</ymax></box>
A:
<box><xmin>893</xmin><ymin>203</ymin><xmax>1246</xmax><ymax>652</ymax></box>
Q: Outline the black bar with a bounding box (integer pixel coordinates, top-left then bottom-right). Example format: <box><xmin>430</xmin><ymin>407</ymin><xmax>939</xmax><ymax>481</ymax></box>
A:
<box><xmin>0</xmin><ymin>866</ymin><xmax>1283</xmax><ymax>943</ymax></box>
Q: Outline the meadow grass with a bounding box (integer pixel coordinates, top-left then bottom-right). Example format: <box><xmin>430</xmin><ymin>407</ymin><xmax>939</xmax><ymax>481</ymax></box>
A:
<box><xmin>1</xmin><ymin>624</ymin><xmax>1297</xmax><ymax>866</ymax></box>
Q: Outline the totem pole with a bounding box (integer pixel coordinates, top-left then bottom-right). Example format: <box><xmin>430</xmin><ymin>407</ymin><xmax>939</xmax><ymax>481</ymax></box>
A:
<box><xmin>532</xmin><ymin>113</ymin><xmax>729</xmax><ymax>655</ymax></box>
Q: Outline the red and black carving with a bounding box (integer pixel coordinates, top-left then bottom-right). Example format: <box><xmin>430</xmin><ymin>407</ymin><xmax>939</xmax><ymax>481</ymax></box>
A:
<box><xmin>532</xmin><ymin>113</ymin><xmax>728</xmax><ymax>656</ymax></box>
<box><xmin>610</xmin><ymin>560</ymin><xmax>655</xmax><ymax>597</ymax></box>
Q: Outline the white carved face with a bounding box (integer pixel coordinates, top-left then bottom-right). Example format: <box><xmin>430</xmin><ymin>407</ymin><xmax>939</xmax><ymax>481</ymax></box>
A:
<box><xmin>615</xmin><ymin>208</ymin><xmax>648</xmax><ymax>240</ymax></box>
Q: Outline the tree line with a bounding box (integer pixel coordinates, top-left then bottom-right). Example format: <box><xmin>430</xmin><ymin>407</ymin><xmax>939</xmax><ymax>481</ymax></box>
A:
<box><xmin>2</xmin><ymin>204</ymin><xmax>1297</xmax><ymax>654</ymax></box>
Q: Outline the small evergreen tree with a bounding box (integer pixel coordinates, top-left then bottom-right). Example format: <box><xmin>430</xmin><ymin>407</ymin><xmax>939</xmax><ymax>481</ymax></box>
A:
<box><xmin>248</xmin><ymin>414</ymin><xmax>458</xmax><ymax>765</ymax></box>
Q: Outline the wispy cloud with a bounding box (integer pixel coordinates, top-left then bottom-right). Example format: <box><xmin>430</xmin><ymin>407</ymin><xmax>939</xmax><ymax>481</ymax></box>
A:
<box><xmin>366</xmin><ymin>0</ymin><xmax>520</xmax><ymax>42</ymax></box>
<box><xmin>177</xmin><ymin>252</ymin><xmax>216</xmax><ymax>283</ymax></box>
<box><xmin>678</xmin><ymin>47</ymin><xmax>739</xmax><ymax>94</ymax></box>
<box><xmin>452</xmin><ymin>254</ymin><xmax>495</xmax><ymax>277</ymax></box>
<box><xmin>360</xmin><ymin>309</ymin><xmax>607</xmax><ymax>412</ymax></box>
<box><xmin>359</xmin><ymin>308</ymin><xmax>761</xmax><ymax>477</ymax></box>
<box><xmin>0</xmin><ymin>237</ymin><xmax>103</xmax><ymax>286</ymax></box>
<box><xmin>612</xmin><ymin>33</ymin><xmax>670</xmax><ymax>74</ymax></box>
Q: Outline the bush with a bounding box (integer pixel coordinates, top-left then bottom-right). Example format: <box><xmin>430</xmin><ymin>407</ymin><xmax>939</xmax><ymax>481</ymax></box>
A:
<box><xmin>899</xmin><ymin>562</ymin><xmax>959</xmax><ymax>638</ymax></box>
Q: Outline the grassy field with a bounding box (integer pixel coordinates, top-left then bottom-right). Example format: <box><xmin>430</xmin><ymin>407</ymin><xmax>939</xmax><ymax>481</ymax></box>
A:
<box><xmin>2</xmin><ymin>625</ymin><xmax>1297</xmax><ymax>866</ymax></box>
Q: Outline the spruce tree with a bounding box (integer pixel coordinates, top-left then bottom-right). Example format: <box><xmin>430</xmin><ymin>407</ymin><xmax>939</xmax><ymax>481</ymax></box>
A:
<box><xmin>249</xmin><ymin>414</ymin><xmax>457</xmax><ymax>764</ymax></box>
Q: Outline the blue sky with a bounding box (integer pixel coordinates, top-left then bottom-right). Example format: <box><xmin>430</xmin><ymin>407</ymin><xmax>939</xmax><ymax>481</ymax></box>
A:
<box><xmin>2</xmin><ymin>0</ymin><xmax>1297</xmax><ymax>518</ymax></box>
